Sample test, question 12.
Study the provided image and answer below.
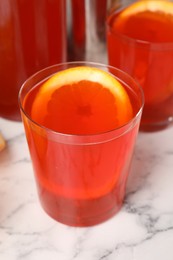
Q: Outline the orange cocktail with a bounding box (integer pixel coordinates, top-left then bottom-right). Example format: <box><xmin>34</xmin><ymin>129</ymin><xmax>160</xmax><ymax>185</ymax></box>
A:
<box><xmin>0</xmin><ymin>0</ymin><xmax>66</xmax><ymax>121</ymax></box>
<box><xmin>19</xmin><ymin>62</ymin><xmax>143</xmax><ymax>226</ymax></box>
<box><xmin>107</xmin><ymin>1</ymin><xmax>173</xmax><ymax>131</ymax></box>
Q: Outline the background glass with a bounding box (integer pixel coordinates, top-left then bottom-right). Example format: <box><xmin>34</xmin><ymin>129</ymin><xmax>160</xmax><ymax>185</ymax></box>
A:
<box><xmin>68</xmin><ymin>0</ymin><xmax>121</xmax><ymax>62</ymax></box>
<box><xmin>107</xmin><ymin>1</ymin><xmax>173</xmax><ymax>131</ymax></box>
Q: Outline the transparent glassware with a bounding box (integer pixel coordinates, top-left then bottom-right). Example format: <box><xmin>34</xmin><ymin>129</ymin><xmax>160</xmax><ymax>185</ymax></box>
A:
<box><xmin>106</xmin><ymin>0</ymin><xmax>173</xmax><ymax>131</ymax></box>
<box><xmin>19</xmin><ymin>61</ymin><xmax>144</xmax><ymax>226</ymax></box>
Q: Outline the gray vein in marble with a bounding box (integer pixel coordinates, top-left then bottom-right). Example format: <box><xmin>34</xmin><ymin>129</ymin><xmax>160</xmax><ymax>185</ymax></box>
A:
<box><xmin>72</xmin><ymin>229</ymin><xmax>91</xmax><ymax>259</ymax></box>
<box><xmin>0</xmin><ymin>200</ymin><xmax>33</xmax><ymax>225</ymax></box>
<box><xmin>94</xmin><ymin>227</ymin><xmax>173</xmax><ymax>260</ymax></box>
<box><xmin>12</xmin><ymin>157</ymin><xmax>31</xmax><ymax>165</ymax></box>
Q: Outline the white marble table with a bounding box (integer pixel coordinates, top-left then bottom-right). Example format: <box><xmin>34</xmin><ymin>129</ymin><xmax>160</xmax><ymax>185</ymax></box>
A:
<box><xmin>0</xmin><ymin>117</ymin><xmax>173</xmax><ymax>260</ymax></box>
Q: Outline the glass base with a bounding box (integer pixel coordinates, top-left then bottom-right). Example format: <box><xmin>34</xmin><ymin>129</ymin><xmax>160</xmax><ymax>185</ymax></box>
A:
<box><xmin>42</xmin><ymin>201</ymin><xmax>122</xmax><ymax>227</ymax></box>
<box><xmin>140</xmin><ymin>117</ymin><xmax>173</xmax><ymax>132</ymax></box>
<box><xmin>38</xmin><ymin>184</ymin><xmax>125</xmax><ymax>227</ymax></box>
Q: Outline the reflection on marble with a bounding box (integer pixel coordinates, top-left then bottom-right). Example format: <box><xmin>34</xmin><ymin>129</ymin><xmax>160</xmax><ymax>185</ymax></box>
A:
<box><xmin>0</xmin><ymin>117</ymin><xmax>173</xmax><ymax>260</ymax></box>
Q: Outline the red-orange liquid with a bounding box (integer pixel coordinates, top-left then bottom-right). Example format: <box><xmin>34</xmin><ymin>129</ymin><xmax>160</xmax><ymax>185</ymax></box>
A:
<box><xmin>107</xmin><ymin>6</ymin><xmax>173</xmax><ymax>130</ymax></box>
<box><xmin>0</xmin><ymin>0</ymin><xmax>66</xmax><ymax>120</ymax></box>
<box><xmin>22</xmin><ymin>75</ymin><xmax>142</xmax><ymax>226</ymax></box>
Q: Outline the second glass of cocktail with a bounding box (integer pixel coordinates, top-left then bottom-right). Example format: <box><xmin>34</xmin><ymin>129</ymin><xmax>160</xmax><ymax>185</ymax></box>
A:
<box><xmin>19</xmin><ymin>62</ymin><xmax>144</xmax><ymax>226</ymax></box>
<box><xmin>107</xmin><ymin>0</ymin><xmax>173</xmax><ymax>131</ymax></box>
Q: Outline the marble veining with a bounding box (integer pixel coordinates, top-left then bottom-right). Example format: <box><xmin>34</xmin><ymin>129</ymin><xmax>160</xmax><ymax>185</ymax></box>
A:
<box><xmin>0</xmin><ymin>117</ymin><xmax>173</xmax><ymax>260</ymax></box>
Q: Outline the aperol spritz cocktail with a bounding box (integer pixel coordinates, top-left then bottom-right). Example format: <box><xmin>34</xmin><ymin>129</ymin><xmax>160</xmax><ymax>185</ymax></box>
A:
<box><xmin>107</xmin><ymin>1</ymin><xmax>173</xmax><ymax>131</ymax></box>
<box><xmin>19</xmin><ymin>62</ymin><xmax>143</xmax><ymax>226</ymax></box>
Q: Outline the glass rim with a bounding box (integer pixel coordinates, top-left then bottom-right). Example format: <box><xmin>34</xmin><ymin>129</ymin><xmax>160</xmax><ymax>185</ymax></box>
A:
<box><xmin>107</xmin><ymin>8</ymin><xmax>173</xmax><ymax>50</ymax></box>
<box><xmin>18</xmin><ymin>61</ymin><xmax>144</xmax><ymax>144</ymax></box>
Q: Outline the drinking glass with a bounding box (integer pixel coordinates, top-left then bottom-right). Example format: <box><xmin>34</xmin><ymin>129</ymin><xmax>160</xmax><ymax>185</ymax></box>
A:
<box><xmin>107</xmin><ymin>1</ymin><xmax>173</xmax><ymax>131</ymax></box>
<box><xmin>19</xmin><ymin>62</ymin><xmax>144</xmax><ymax>226</ymax></box>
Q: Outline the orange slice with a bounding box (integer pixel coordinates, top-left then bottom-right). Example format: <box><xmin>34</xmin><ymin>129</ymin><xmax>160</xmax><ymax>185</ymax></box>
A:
<box><xmin>31</xmin><ymin>66</ymin><xmax>133</xmax><ymax>134</ymax></box>
<box><xmin>113</xmin><ymin>0</ymin><xmax>173</xmax><ymax>31</ymax></box>
<box><xmin>113</xmin><ymin>1</ymin><xmax>173</xmax><ymax>42</ymax></box>
<box><xmin>117</xmin><ymin>1</ymin><xmax>173</xmax><ymax>20</ymax></box>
